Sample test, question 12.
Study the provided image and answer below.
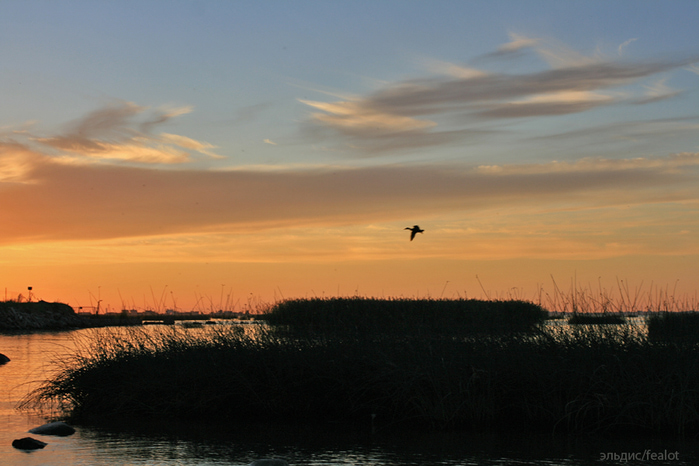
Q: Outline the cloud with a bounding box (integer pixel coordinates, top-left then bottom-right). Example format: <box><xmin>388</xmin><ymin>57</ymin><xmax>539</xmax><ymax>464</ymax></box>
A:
<box><xmin>477</xmin><ymin>152</ymin><xmax>699</xmax><ymax>175</ymax></box>
<box><xmin>424</xmin><ymin>59</ymin><xmax>488</xmax><ymax>79</ymax></box>
<box><xmin>475</xmin><ymin>90</ymin><xmax>614</xmax><ymax>118</ymax></box>
<box><xmin>1</xmin><ymin>146</ymin><xmax>696</xmax><ymax>244</ymax></box>
<box><xmin>54</xmin><ymin>141</ymin><xmax>191</xmax><ymax>164</ymax></box>
<box><xmin>499</xmin><ymin>33</ymin><xmax>540</xmax><ymax>54</ymax></box>
<box><xmin>31</xmin><ymin>102</ymin><xmax>221</xmax><ymax>164</ymax></box>
<box><xmin>368</xmin><ymin>60</ymin><xmax>693</xmax><ymax>115</ymax></box>
<box><xmin>526</xmin><ymin>115</ymin><xmax>699</xmax><ymax>147</ymax></box>
<box><xmin>300</xmin><ymin>97</ymin><xmax>483</xmax><ymax>153</ymax></box>
<box><xmin>301</xmin><ymin>36</ymin><xmax>698</xmax><ymax>154</ymax></box>
<box><xmin>300</xmin><ymin>98</ymin><xmax>436</xmax><ymax>135</ymax></box>
<box><xmin>531</xmin><ymin>36</ymin><xmax>599</xmax><ymax>69</ymax></box>
<box><xmin>160</xmin><ymin>133</ymin><xmax>223</xmax><ymax>158</ymax></box>
<box><xmin>473</xmin><ymin>33</ymin><xmax>540</xmax><ymax>62</ymax></box>
<box><xmin>0</xmin><ymin>142</ymin><xmax>42</xmax><ymax>183</ymax></box>
<box><xmin>263</xmin><ymin>139</ymin><xmax>278</xmax><ymax>145</ymax></box>
<box><xmin>634</xmin><ymin>78</ymin><xmax>682</xmax><ymax>104</ymax></box>
<box><xmin>618</xmin><ymin>38</ymin><xmax>638</xmax><ymax>56</ymax></box>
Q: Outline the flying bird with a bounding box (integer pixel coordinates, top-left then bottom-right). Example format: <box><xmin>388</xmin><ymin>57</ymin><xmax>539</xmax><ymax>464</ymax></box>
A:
<box><xmin>405</xmin><ymin>225</ymin><xmax>424</xmax><ymax>241</ymax></box>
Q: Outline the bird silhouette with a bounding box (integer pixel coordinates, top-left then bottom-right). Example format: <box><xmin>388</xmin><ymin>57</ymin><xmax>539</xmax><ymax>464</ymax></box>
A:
<box><xmin>405</xmin><ymin>225</ymin><xmax>424</xmax><ymax>241</ymax></box>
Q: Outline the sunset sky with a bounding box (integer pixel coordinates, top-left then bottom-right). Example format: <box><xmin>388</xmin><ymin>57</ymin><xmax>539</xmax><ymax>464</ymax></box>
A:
<box><xmin>1</xmin><ymin>1</ymin><xmax>698</xmax><ymax>313</ymax></box>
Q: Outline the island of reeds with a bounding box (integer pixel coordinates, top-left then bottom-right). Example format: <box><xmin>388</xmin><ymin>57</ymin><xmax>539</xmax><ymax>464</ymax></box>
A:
<box><xmin>22</xmin><ymin>297</ymin><xmax>699</xmax><ymax>436</ymax></box>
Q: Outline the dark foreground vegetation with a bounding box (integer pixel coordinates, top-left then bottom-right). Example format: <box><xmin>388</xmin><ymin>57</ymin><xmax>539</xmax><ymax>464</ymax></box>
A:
<box><xmin>262</xmin><ymin>297</ymin><xmax>547</xmax><ymax>336</ymax></box>
<box><xmin>21</xmin><ymin>298</ymin><xmax>699</xmax><ymax>436</ymax></box>
<box><xmin>647</xmin><ymin>311</ymin><xmax>699</xmax><ymax>343</ymax></box>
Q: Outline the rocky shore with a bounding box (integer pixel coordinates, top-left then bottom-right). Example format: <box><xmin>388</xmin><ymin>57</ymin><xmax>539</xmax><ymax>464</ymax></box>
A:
<box><xmin>0</xmin><ymin>301</ymin><xmax>87</xmax><ymax>331</ymax></box>
<box><xmin>0</xmin><ymin>301</ymin><xmax>171</xmax><ymax>331</ymax></box>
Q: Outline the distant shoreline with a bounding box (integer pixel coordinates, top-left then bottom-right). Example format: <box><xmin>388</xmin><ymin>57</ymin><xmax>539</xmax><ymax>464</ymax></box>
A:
<box><xmin>0</xmin><ymin>300</ymin><xmax>253</xmax><ymax>332</ymax></box>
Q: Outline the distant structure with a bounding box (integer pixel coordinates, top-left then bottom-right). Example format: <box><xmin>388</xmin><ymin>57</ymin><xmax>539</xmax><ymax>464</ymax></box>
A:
<box><xmin>405</xmin><ymin>225</ymin><xmax>424</xmax><ymax>241</ymax></box>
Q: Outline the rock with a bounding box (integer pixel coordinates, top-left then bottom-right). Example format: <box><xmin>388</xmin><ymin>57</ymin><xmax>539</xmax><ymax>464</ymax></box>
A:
<box><xmin>0</xmin><ymin>353</ymin><xmax>9</xmax><ymax>365</ymax></box>
<box><xmin>29</xmin><ymin>421</ymin><xmax>76</xmax><ymax>436</ymax></box>
<box><xmin>0</xmin><ymin>301</ymin><xmax>85</xmax><ymax>330</ymax></box>
<box><xmin>248</xmin><ymin>460</ymin><xmax>289</xmax><ymax>466</ymax></box>
<box><xmin>12</xmin><ymin>437</ymin><xmax>47</xmax><ymax>450</ymax></box>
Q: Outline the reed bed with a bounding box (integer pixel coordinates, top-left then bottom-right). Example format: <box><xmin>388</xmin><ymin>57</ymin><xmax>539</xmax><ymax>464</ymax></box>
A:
<box><xmin>21</xmin><ymin>299</ymin><xmax>699</xmax><ymax>436</ymax></box>
<box><xmin>537</xmin><ymin>276</ymin><xmax>697</xmax><ymax>315</ymax></box>
<box><xmin>261</xmin><ymin>297</ymin><xmax>548</xmax><ymax>336</ymax></box>
<box><xmin>647</xmin><ymin>311</ymin><xmax>699</xmax><ymax>343</ymax></box>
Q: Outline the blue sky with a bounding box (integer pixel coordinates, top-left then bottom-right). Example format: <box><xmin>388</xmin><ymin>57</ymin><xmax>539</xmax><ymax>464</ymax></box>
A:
<box><xmin>3</xmin><ymin>1</ymin><xmax>697</xmax><ymax>168</ymax></box>
<box><xmin>1</xmin><ymin>1</ymin><xmax>698</xmax><ymax>309</ymax></box>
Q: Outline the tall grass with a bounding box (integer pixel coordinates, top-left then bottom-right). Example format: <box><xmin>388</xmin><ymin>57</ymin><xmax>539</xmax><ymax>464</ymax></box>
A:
<box><xmin>647</xmin><ymin>311</ymin><xmax>699</xmax><ymax>343</ymax></box>
<box><xmin>22</xmin><ymin>303</ymin><xmax>699</xmax><ymax>435</ymax></box>
<box><xmin>261</xmin><ymin>297</ymin><xmax>547</xmax><ymax>337</ymax></box>
<box><xmin>537</xmin><ymin>276</ymin><xmax>697</xmax><ymax>315</ymax></box>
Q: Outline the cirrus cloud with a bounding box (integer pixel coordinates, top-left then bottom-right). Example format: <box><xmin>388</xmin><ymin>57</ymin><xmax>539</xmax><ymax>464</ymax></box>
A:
<box><xmin>31</xmin><ymin>101</ymin><xmax>221</xmax><ymax>164</ymax></box>
<box><xmin>301</xmin><ymin>35</ymin><xmax>698</xmax><ymax>154</ymax></box>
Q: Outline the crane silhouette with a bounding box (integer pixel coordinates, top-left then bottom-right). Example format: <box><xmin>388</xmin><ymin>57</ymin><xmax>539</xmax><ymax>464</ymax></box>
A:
<box><xmin>405</xmin><ymin>225</ymin><xmax>424</xmax><ymax>241</ymax></box>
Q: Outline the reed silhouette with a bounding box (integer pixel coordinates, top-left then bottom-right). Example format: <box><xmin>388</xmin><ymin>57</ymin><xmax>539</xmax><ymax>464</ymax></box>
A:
<box><xmin>23</xmin><ymin>298</ymin><xmax>699</xmax><ymax>435</ymax></box>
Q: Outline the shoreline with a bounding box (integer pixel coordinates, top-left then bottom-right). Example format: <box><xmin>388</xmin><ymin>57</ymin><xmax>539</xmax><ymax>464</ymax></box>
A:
<box><xmin>0</xmin><ymin>301</ymin><xmax>90</xmax><ymax>332</ymax></box>
<box><xmin>0</xmin><ymin>300</ymin><xmax>254</xmax><ymax>332</ymax></box>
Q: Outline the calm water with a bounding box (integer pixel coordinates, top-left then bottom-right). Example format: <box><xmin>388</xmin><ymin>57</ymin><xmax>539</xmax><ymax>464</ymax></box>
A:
<box><xmin>1</xmin><ymin>325</ymin><xmax>698</xmax><ymax>465</ymax></box>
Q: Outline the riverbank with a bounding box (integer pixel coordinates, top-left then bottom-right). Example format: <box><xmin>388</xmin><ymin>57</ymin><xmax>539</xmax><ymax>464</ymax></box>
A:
<box><xmin>22</xmin><ymin>298</ymin><xmax>699</xmax><ymax>436</ymax></box>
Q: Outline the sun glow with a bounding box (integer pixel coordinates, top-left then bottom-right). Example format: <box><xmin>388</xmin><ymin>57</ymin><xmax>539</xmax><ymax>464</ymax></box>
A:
<box><xmin>1</xmin><ymin>2</ymin><xmax>697</xmax><ymax>313</ymax></box>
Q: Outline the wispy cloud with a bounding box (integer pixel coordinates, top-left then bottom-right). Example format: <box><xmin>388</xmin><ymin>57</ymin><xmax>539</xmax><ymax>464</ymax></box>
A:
<box><xmin>499</xmin><ymin>33</ymin><xmax>540</xmax><ymax>54</ymax></box>
<box><xmin>31</xmin><ymin>102</ymin><xmax>221</xmax><ymax>164</ymax></box>
<box><xmin>474</xmin><ymin>90</ymin><xmax>614</xmax><ymax>118</ymax></box>
<box><xmin>634</xmin><ymin>78</ymin><xmax>682</xmax><ymax>104</ymax></box>
<box><xmin>300</xmin><ymin>98</ymin><xmax>436</xmax><ymax>135</ymax></box>
<box><xmin>526</xmin><ymin>115</ymin><xmax>699</xmax><ymax>147</ymax></box>
<box><xmin>473</xmin><ymin>32</ymin><xmax>540</xmax><ymax>62</ymax></box>
<box><xmin>531</xmin><ymin>37</ymin><xmax>598</xmax><ymax>69</ymax></box>
<box><xmin>618</xmin><ymin>38</ymin><xmax>638</xmax><ymax>56</ymax></box>
<box><xmin>367</xmin><ymin>60</ymin><xmax>691</xmax><ymax>115</ymax></box>
<box><xmin>299</xmin><ymin>97</ymin><xmax>484</xmax><ymax>153</ymax></box>
<box><xmin>1</xmin><ymin>143</ymin><xmax>696</xmax><ymax>243</ymax></box>
<box><xmin>0</xmin><ymin>142</ymin><xmax>42</xmax><ymax>183</ymax></box>
<box><xmin>160</xmin><ymin>133</ymin><xmax>223</xmax><ymax>159</ymax></box>
<box><xmin>301</xmin><ymin>36</ymin><xmax>698</xmax><ymax>154</ymax></box>
<box><xmin>477</xmin><ymin>152</ymin><xmax>699</xmax><ymax>175</ymax></box>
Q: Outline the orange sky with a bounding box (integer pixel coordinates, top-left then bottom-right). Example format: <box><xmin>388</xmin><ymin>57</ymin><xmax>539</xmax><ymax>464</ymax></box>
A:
<box><xmin>1</xmin><ymin>3</ymin><xmax>698</xmax><ymax>312</ymax></box>
<box><xmin>2</xmin><ymin>143</ymin><xmax>697</xmax><ymax>311</ymax></box>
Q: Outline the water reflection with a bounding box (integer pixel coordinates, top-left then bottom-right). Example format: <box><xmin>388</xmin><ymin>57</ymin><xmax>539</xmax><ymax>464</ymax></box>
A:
<box><xmin>59</xmin><ymin>420</ymin><xmax>699</xmax><ymax>465</ymax></box>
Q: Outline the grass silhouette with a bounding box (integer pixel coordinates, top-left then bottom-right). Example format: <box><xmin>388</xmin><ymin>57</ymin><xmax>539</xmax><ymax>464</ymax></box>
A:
<box><xmin>22</xmin><ymin>297</ymin><xmax>699</xmax><ymax>435</ymax></box>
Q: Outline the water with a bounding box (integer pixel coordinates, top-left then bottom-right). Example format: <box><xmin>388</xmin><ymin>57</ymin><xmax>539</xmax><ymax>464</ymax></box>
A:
<box><xmin>1</xmin><ymin>326</ymin><xmax>698</xmax><ymax>465</ymax></box>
